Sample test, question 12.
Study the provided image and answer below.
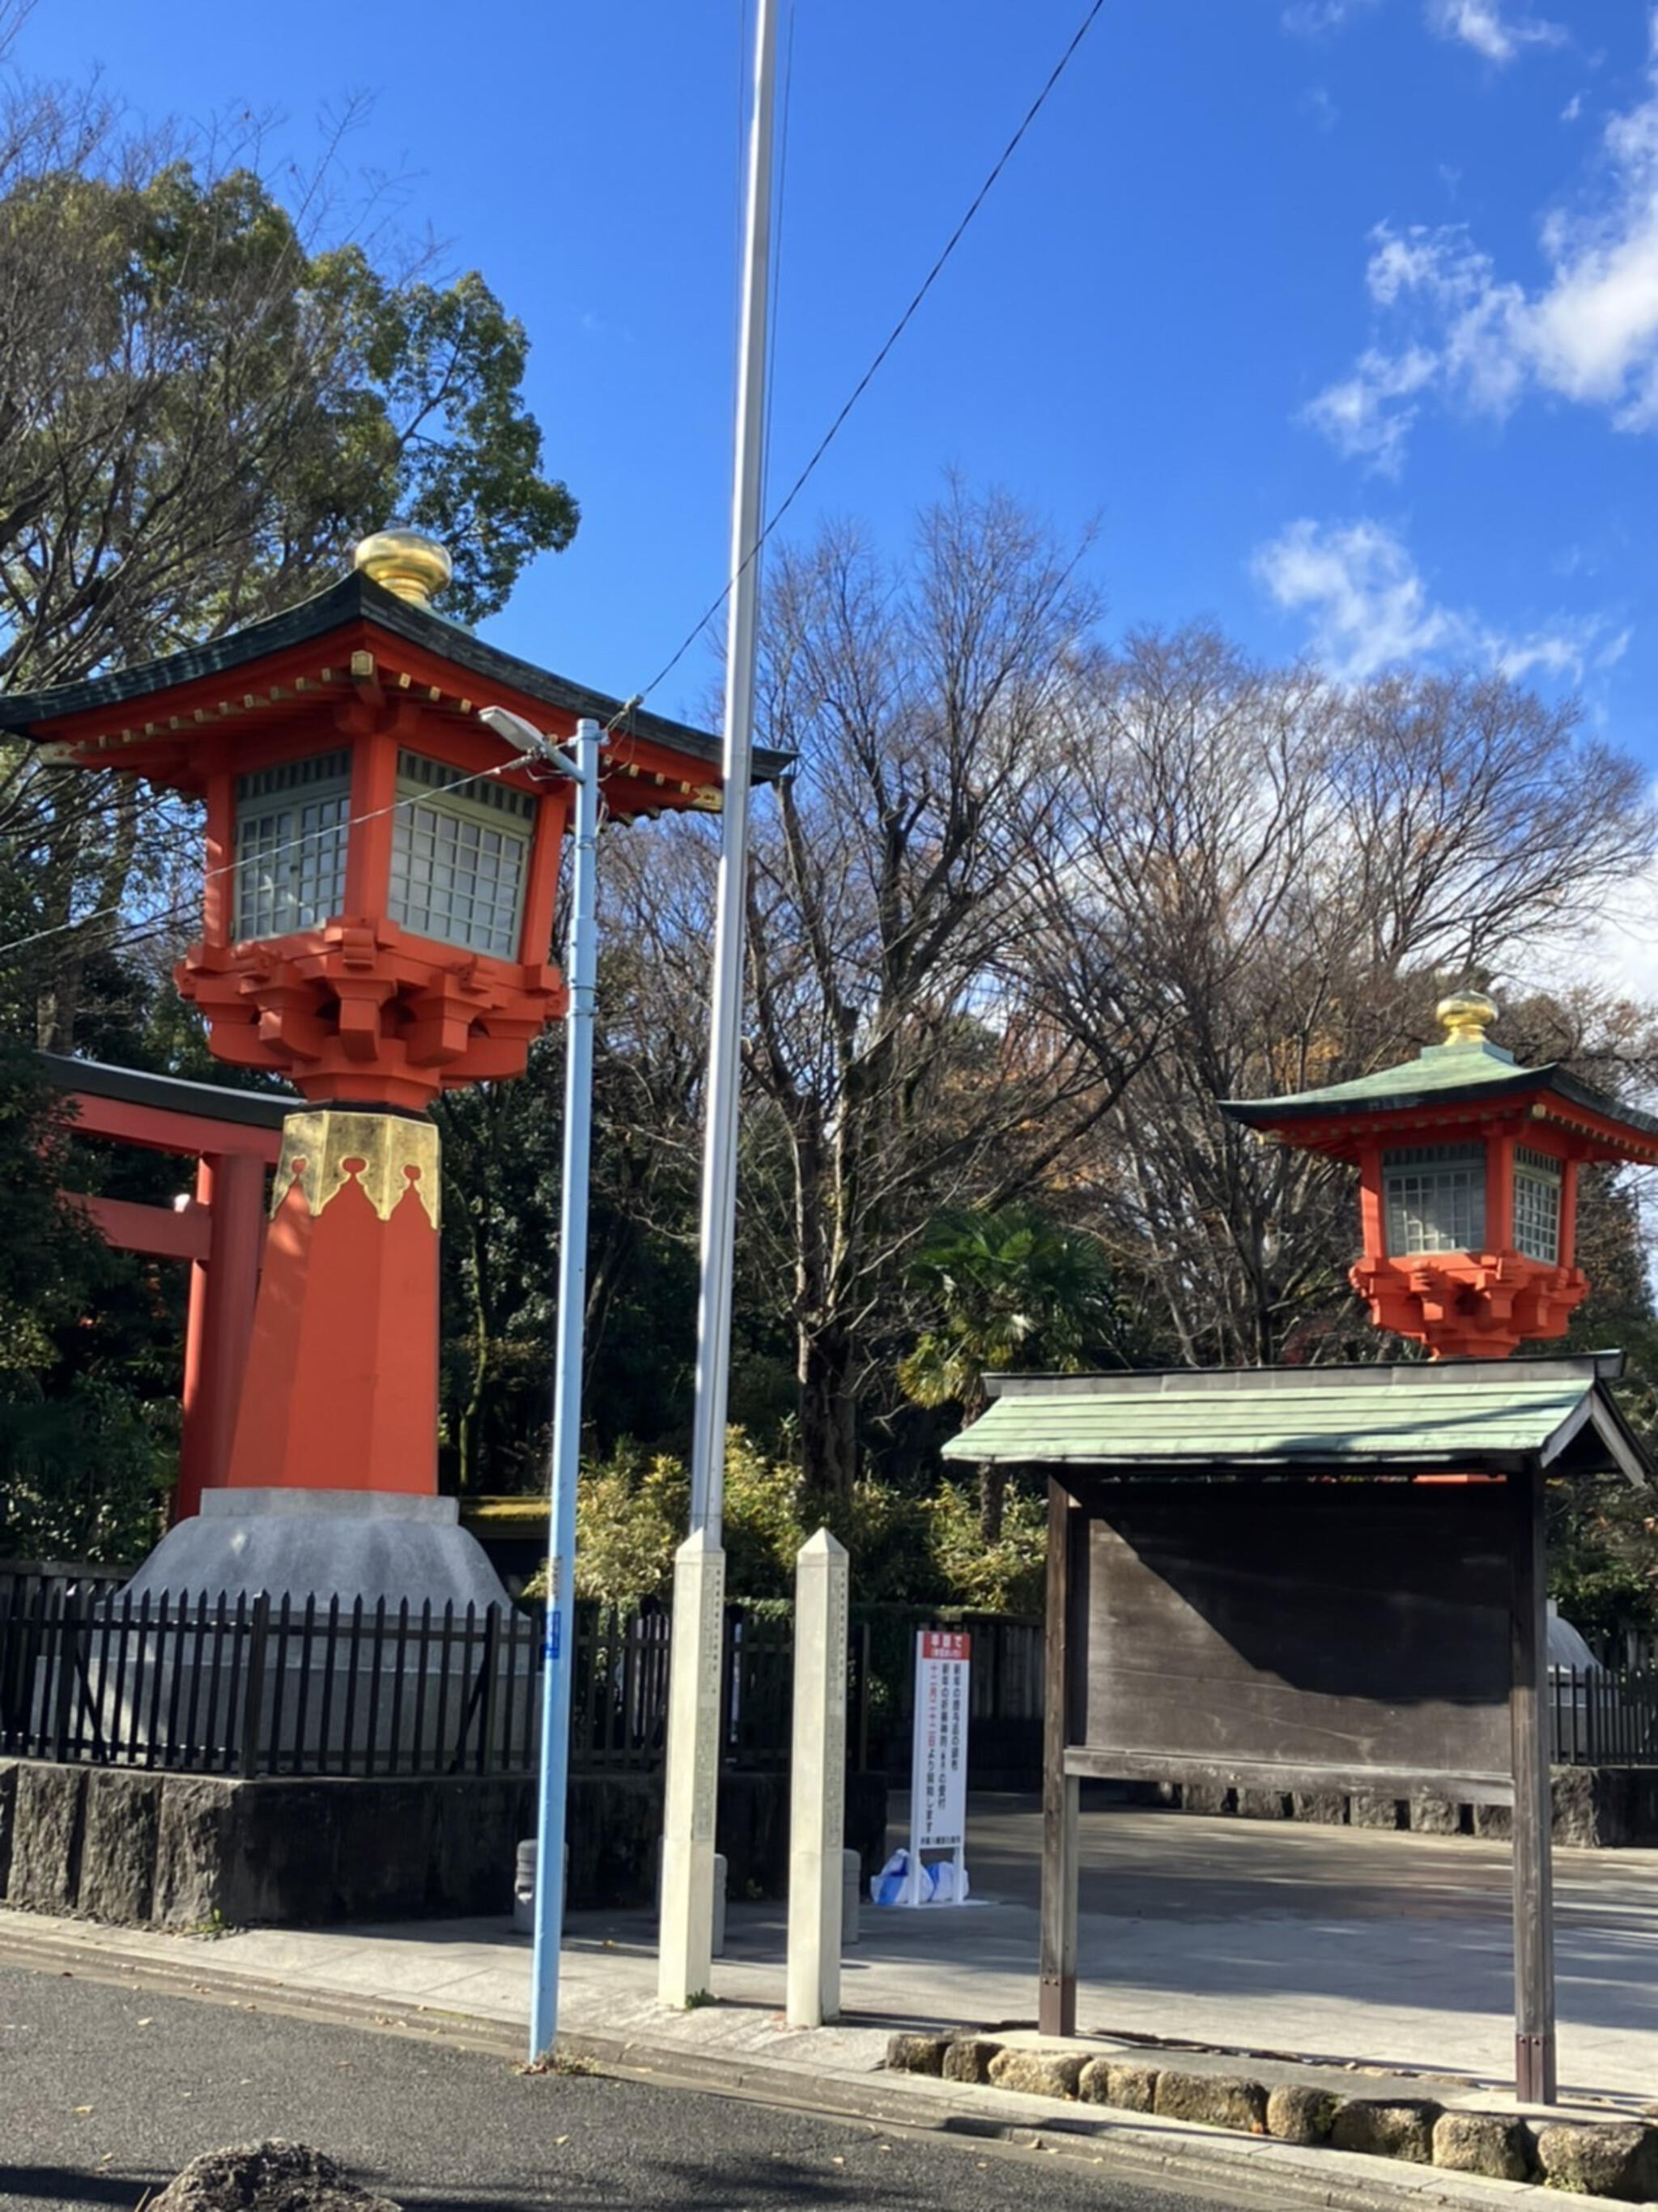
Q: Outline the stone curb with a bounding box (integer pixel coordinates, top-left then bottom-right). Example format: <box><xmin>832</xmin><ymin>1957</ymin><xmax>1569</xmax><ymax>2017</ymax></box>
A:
<box><xmin>888</xmin><ymin>2032</ymin><xmax>1658</xmax><ymax>2204</ymax></box>
<box><xmin>0</xmin><ymin>1920</ymin><xmax>1570</xmax><ymax>2212</ymax></box>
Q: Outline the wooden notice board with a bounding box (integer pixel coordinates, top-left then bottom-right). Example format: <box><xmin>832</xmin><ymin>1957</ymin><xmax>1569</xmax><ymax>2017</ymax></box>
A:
<box><xmin>945</xmin><ymin>1355</ymin><xmax>1653</xmax><ymax>2104</ymax></box>
<box><xmin>1073</xmin><ymin>1478</ymin><xmax>1513</xmax><ymax>1797</ymax></box>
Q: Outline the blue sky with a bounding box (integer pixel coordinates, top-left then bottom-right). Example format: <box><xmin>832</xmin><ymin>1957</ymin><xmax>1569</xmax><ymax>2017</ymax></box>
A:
<box><xmin>17</xmin><ymin>1</ymin><xmax>1658</xmax><ymax>776</ymax></box>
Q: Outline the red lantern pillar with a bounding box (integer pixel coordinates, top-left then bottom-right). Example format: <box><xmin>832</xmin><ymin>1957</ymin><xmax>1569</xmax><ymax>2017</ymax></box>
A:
<box><xmin>11</xmin><ymin>525</ymin><xmax>770</xmax><ymax>1521</ymax></box>
<box><xmin>224</xmin><ymin>1112</ymin><xmax>440</xmax><ymax>1494</ymax></box>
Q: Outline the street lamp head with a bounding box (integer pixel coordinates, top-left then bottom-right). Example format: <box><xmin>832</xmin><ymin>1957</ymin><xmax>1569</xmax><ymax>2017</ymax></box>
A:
<box><xmin>480</xmin><ymin>704</ymin><xmax>555</xmax><ymax>759</ymax></box>
<box><xmin>480</xmin><ymin>704</ymin><xmax>585</xmax><ymax>783</ymax></box>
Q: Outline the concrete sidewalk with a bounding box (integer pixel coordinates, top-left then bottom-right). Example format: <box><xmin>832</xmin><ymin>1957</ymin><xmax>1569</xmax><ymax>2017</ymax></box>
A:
<box><xmin>6</xmin><ymin>1797</ymin><xmax>1658</xmax><ymax>2208</ymax></box>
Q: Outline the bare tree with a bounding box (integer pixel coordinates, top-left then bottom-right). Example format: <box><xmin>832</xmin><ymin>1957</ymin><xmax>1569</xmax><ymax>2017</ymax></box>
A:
<box><xmin>560</xmin><ymin>544</ymin><xmax>1658</xmax><ymax>1503</ymax></box>
<box><xmin>734</xmin><ymin>487</ymin><xmax>1154</xmax><ymax>1503</ymax></box>
<box><xmin>1025</xmin><ymin>628</ymin><xmax>1658</xmax><ymax>1364</ymax></box>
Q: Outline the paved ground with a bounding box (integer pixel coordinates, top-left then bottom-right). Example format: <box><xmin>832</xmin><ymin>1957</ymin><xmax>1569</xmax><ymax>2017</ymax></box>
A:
<box><xmin>5</xmin><ymin>1795</ymin><xmax>1656</xmax><ymax>2210</ymax></box>
<box><xmin>19</xmin><ymin>1797</ymin><xmax>1650</xmax><ymax>2100</ymax></box>
<box><xmin>947</xmin><ymin>1797</ymin><xmax>1658</xmax><ymax>2097</ymax></box>
<box><xmin>0</xmin><ymin>1967</ymin><xmax>1261</xmax><ymax>2212</ymax></box>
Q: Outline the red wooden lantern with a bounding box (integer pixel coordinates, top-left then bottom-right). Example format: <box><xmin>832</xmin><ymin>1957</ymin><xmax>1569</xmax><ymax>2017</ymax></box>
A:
<box><xmin>9</xmin><ymin>531</ymin><xmax>785</xmax><ymax>1504</ymax></box>
<box><xmin>27</xmin><ymin>530</ymin><xmax>747</xmax><ymax>1112</ymax></box>
<box><xmin>1222</xmin><ymin>992</ymin><xmax>1658</xmax><ymax>1359</ymax></box>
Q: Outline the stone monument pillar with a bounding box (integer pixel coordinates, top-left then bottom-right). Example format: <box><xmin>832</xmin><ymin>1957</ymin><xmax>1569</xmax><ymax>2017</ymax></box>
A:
<box><xmin>786</xmin><ymin>1527</ymin><xmax>848</xmax><ymax>2027</ymax></box>
<box><xmin>658</xmin><ymin>1527</ymin><xmax>725</xmax><ymax>2006</ymax></box>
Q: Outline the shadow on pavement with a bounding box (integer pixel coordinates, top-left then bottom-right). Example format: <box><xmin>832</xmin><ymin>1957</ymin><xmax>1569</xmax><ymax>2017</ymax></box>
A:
<box><xmin>0</xmin><ymin>2166</ymin><xmax>155</xmax><ymax>2207</ymax></box>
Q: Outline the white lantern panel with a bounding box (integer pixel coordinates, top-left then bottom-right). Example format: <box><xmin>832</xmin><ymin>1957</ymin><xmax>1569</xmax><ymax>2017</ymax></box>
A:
<box><xmin>388</xmin><ymin>751</ymin><xmax>534</xmax><ymax>959</ymax></box>
<box><xmin>1383</xmin><ymin>1143</ymin><xmax>1486</xmax><ymax>1257</ymax></box>
<box><xmin>1513</xmin><ymin>1147</ymin><xmax>1562</xmax><ymax>1264</ymax></box>
<box><xmin>233</xmin><ymin>751</ymin><xmax>351</xmax><ymax>941</ymax></box>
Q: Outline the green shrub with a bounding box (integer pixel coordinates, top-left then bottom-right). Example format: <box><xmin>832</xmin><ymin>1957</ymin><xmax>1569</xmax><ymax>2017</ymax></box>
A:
<box><xmin>532</xmin><ymin>1430</ymin><xmax>1045</xmax><ymax>1614</ymax></box>
<box><xmin>0</xmin><ymin>1372</ymin><xmax>172</xmax><ymax>1563</ymax></box>
<box><xmin>925</xmin><ymin>1476</ymin><xmax>1047</xmax><ymax>1614</ymax></box>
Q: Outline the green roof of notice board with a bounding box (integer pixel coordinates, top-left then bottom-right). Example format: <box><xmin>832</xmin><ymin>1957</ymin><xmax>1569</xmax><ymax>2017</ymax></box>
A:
<box><xmin>938</xmin><ymin>1358</ymin><xmax>1648</xmax><ymax>1483</ymax></box>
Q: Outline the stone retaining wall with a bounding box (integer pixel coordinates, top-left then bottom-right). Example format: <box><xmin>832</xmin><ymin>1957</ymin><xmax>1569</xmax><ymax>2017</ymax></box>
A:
<box><xmin>1154</xmin><ymin>1764</ymin><xmax>1658</xmax><ymax>1846</ymax></box>
<box><xmin>0</xmin><ymin>1759</ymin><xmax>888</xmax><ymax>1929</ymax></box>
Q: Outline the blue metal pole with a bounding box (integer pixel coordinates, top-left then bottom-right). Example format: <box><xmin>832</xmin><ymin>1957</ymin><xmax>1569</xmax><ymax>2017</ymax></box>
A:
<box><xmin>529</xmin><ymin>713</ymin><xmax>600</xmax><ymax>2059</ymax></box>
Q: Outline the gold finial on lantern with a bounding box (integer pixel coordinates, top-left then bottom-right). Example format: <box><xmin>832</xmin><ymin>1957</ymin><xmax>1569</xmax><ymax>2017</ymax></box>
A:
<box><xmin>352</xmin><ymin>529</ymin><xmax>453</xmax><ymax>607</ymax></box>
<box><xmin>1436</xmin><ymin>989</ymin><xmax>1499</xmax><ymax>1047</ymax></box>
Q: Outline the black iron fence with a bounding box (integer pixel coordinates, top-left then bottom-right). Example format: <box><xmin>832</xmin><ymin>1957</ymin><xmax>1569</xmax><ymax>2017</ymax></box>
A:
<box><xmin>0</xmin><ymin>1576</ymin><xmax>802</xmax><ymax>1782</ymax></box>
<box><xmin>0</xmin><ymin>1585</ymin><xmax>542</xmax><ymax>1779</ymax></box>
<box><xmin>723</xmin><ymin>1606</ymin><xmax>793</xmax><ymax>1770</ymax></box>
<box><xmin>570</xmin><ymin>1601</ymin><xmax>672</xmax><ymax>1772</ymax></box>
<box><xmin>13</xmin><ymin>1565</ymin><xmax>1651</xmax><ymax>1784</ymax></box>
<box><xmin>0</xmin><ymin>1560</ymin><xmax>127</xmax><ymax>1606</ymax></box>
<box><xmin>1550</xmin><ymin>1666</ymin><xmax>1658</xmax><ymax>1766</ymax></box>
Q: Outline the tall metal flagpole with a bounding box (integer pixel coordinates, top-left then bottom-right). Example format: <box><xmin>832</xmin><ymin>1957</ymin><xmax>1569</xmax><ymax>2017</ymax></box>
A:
<box><xmin>482</xmin><ymin>706</ymin><xmax>600</xmax><ymax>2061</ymax></box>
<box><xmin>659</xmin><ymin>0</ymin><xmax>780</xmax><ymax>2006</ymax></box>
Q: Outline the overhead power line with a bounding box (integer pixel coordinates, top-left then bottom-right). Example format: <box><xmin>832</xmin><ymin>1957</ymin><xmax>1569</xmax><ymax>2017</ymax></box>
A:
<box><xmin>0</xmin><ymin>1</ymin><xmax>1110</xmax><ymax>973</ymax></box>
<box><xmin>633</xmin><ymin>0</ymin><xmax>1112</xmax><ymax>708</ymax></box>
<box><xmin>0</xmin><ymin>753</ymin><xmax>540</xmax><ymax>966</ymax></box>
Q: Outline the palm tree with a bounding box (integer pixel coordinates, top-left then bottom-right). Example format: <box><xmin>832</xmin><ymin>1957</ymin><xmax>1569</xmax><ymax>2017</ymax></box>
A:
<box><xmin>899</xmin><ymin>1205</ymin><xmax>1123</xmax><ymax>1542</ymax></box>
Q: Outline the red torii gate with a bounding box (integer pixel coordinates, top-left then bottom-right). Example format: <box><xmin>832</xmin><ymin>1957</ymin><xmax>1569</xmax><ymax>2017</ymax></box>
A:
<box><xmin>42</xmin><ymin>1053</ymin><xmax>289</xmax><ymax>1521</ymax></box>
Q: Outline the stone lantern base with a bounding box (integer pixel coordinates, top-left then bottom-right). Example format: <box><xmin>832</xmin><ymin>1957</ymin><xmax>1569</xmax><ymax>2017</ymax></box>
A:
<box><xmin>121</xmin><ymin>1488</ymin><xmax>511</xmax><ymax>1614</ymax></box>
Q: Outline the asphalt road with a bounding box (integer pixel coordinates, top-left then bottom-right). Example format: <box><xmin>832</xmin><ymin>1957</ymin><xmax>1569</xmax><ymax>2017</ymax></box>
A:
<box><xmin>1</xmin><ymin>1965</ymin><xmax>1256</xmax><ymax>2212</ymax></box>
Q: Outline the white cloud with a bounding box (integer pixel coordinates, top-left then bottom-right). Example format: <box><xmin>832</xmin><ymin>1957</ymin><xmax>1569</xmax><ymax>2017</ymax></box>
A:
<box><xmin>1254</xmin><ymin>517</ymin><xmax>1613</xmax><ymax>683</ymax></box>
<box><xmin>1426</xmin><ymin>0</ymin><xmax>1567</xmax><ymax>64</ymax></box>
<box><xmin>1300</xmin><ymin>345</ymin><xmax>1439</xmax><ymax>472</ymax></box>
<box><xmin>1254</xmin><ymin>520</ymin><xmax>1455</xmax><ymax>677</ymax></box>
<box><xmin>1307</xmin><ymin>30</ymin><xmax>1658</xmax><ymax>462</ymax></box>
<box><xmin>1562</xmin><ymin>91</ymin><xmax>1584</xmax><ymax>121</ymax></box>
<box><xmin>1282</xmin><ymin>0</ymin><xmax>1377</xmax><ymax>34</ymax></box>
<box><xmin>1525</xmin><ymin>844</ymin><xmax>1658</xmax><ymax>1003</ymax></box>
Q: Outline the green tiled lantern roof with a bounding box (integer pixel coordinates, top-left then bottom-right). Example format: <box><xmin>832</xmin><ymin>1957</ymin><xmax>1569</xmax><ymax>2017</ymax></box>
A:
<box><xmin>1221</xmin><ymin>990</ymin><xmax>1658</xmax><ymax>1149</ymax></box>
<box><xmin>1227</xmin><ymin>1032</ymin><xmax>1533</xmax><ymax>1113</ymax></box>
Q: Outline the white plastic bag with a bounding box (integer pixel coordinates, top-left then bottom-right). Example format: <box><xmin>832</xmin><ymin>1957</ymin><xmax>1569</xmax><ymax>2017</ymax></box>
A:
<box><xmin>870</xmin><ymin>1849</ymin><xmax>971</xmax><ymax>1904</ymax></box>
<box><xmin>870</xmin><ymin>1847</ymin><xmax>912</xmax><ymax>1905</ymax></box>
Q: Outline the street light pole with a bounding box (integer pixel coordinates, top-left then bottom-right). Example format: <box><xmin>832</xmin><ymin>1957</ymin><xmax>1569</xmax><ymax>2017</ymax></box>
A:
<box><xmin>688</xmin><ymin>0</ymin><xmax>779</xmax><ymax>1545</ymax></box>
<box><xmin>482</xmin><ymin>705</ymin><xmax>600</xmax><ymax>2061</ymax></box>
<box><xmin>659</xmin><ymin>0</ymin><xmax>780</xmax><ymax>2008</ymax></box>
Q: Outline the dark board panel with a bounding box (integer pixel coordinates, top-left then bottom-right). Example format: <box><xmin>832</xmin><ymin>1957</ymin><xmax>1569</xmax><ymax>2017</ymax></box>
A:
<box><xmin>1078</xmin><ymin>1479</ymin><xmax>1511</xmax><ymax>1780</ymax></box>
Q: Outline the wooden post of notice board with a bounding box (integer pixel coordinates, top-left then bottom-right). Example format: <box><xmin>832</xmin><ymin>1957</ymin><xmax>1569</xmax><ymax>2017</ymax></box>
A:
<box><xmin>1039</xmin><ymin>1477</ymin><xmax>1078</xmax><ymax>2037</ymax></box>
<box><xmin>1511</xmin><ymin>1459</ymin><xmax>1558</xmax><ymax>2105</ymax></box>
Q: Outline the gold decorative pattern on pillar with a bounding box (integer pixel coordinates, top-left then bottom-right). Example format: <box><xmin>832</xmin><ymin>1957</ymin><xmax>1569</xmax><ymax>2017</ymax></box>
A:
<box><xmin>271</xmin><ymin>1111</ymin><xmax>440</xmax><ymax>1229</ymax></box>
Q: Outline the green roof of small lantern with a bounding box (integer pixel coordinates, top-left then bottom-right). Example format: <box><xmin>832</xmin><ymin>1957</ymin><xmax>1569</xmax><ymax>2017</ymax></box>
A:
<box><xmin>1222</xmin><ymin>990</ymin><xmax>1658</xmax><ymax>1152</ymax></box>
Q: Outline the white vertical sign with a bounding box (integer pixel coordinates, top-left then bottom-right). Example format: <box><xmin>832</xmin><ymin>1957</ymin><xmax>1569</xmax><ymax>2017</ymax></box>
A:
<box><xmin>908</xmin><ymin>1629</ymin><xmax>971</xmax><ymax>1904</ymax></box>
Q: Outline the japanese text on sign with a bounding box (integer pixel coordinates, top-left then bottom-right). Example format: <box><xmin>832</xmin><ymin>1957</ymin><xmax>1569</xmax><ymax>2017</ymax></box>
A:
<box><xmin>912</xmin><ymin>1629</ymin><xmax>971</xmax><ymax>1849</ymax></box>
